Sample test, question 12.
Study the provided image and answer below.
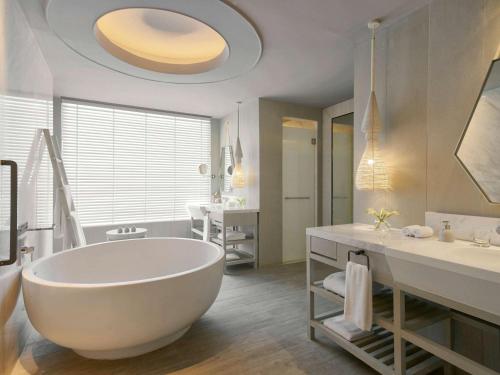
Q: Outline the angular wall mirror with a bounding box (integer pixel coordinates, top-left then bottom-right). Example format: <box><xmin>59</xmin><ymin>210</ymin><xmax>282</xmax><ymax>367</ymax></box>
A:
<box><xmin>456</xmin><ymin>58</ymin><xmax>500</xmax><ymax>203</ymax></box>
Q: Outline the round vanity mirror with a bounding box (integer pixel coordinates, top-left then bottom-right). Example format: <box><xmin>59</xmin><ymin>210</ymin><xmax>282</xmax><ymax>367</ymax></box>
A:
<box><xmin>198</xmin><ymin>163</ymin><xmax>209</xmax><ymax>175</ymax></box>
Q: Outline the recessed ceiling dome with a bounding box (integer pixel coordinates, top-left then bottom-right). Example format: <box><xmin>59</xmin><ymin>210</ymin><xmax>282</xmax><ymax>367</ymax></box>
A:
<box><xmin>46</xmin><ymin>0</ymin><xmax>262</xmax><ymax>83</ymax></box>
<box><xmin>95</xmin><ymin>9</ymin><xmax>229</xmax><ymax>74</ymax></box>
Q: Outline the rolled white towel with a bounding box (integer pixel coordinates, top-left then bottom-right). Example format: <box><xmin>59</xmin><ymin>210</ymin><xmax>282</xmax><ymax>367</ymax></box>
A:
<box><xmin>402</xmin><ymin>225</ymin><xmax>420</xmax><ymax>237</ymax></box>
<box><xmin>218</xmin><ymin>230</ymin><xmax>246</xmax><ymax>241</ymax></box>
<box><xmin>402</xmin><ymin>225</ymin><xmax>434</xmax><ymax>238</ymax></box>
<box><xmin>414</xmin><ymin>226</ymin><xmax>434</xmax><ymax>238</ymax></box>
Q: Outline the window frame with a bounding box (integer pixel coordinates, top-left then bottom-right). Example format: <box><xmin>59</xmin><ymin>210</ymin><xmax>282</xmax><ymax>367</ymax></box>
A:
<box><xmin>60</xmin><ymin>97</ymin><xmax>213</xmax><ymax>227</ymax></box>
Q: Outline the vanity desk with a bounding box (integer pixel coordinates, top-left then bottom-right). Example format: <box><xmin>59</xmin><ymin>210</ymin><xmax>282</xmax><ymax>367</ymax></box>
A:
<box><xmin>307</xmin><ymin>223</ymin><xmax>500</xmax><ymax>375</ymax></box>
<box><xmin>208</xmin><ymin>207</ymin><xmax>259</xmax><ymax>269</ymax></box>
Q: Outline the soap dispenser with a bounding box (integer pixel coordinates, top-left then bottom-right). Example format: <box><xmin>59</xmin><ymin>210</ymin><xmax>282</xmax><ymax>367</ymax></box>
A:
<box><xmin>439</xmin><ymin>221</ymin><xmax>454</xmax><ymax>243</ymax></box>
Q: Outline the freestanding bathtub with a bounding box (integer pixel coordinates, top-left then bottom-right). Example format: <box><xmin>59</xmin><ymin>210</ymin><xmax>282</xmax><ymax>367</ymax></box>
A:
<box><xmin>22</xmin><ymin>238</ymin><xmax>224</xmax><ymax>360</ymax></box>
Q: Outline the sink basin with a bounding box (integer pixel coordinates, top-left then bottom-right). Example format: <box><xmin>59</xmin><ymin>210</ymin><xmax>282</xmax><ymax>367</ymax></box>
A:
<box><xmin>386</xmin><ymin>241</ymin><xmax>500</xmax><ymax>321</ymax></box>
<box><xmin>450</xmin><ymin>246</ymin><xmax>500</xmax><ymax>267</ymax></box>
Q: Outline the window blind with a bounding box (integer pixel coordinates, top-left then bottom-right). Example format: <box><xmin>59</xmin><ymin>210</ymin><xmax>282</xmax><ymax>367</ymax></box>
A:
<box><xmin>0</xmin><ymin>95</ymin><xmax>53</xmax><ymax>228</ymax></box>
<box><xmin>61</xmin><ymin>100</ymin><xmax>211</xmax><ymax>226</ymax></box>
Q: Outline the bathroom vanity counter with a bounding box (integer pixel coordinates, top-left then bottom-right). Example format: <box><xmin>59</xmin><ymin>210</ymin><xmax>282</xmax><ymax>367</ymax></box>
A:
<box><xmin>201</xmin><ymin>204</ymin><xmax>260</xmax><ymax>214</ymax></box>
<box><xmin>307</xmin><ymin>222</ymin><xmax>500</xmax><ymax>374</ymax></box>
<box><xmin>307</xmin><ymin>223</ymin><xmax>500</xmax><ymax>285</ymax></box>
<box><xmin>209</xmin><ymin>206</ymin><xmax>260</xmax><ymax>214</ymax></box>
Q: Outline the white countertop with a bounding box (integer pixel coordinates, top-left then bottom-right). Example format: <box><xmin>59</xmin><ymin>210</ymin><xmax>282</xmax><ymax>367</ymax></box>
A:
<box><xmin>307</xmin><ymin>223</ymin><xmax>500</xmax><ymax>284</ymax></box>
<box><xmin>203</xmin><ymin>204</ymin><xmax>259</xmax><ymax>214</ymax></box>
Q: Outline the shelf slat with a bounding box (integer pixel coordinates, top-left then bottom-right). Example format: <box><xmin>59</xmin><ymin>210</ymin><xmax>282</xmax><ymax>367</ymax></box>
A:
<box><xmin>401</xmin><ymin>328</ymin><xmax>498</xmax><ymax>375</ymax></box>
<box><xmin>224</xmin><ymin>249</ymin><xmax>257</xmax><ymax>266</ymax></box>
<box><xmin>311</xmin><ymin>320</ymin><xmax>394</xmax><ymax>375</ymax></box>
<box><xmin>211</xmin><ymin>237</ymin><xmax>255</xmax><ymax>246</ymax></box>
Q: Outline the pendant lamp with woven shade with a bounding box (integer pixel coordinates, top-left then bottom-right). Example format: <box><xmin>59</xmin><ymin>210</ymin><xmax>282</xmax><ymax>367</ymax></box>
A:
<box><xmin>355</xmin><ymin>20</ymin><xmax>390</xmax><ymax>191</ymax></box>
<box><xmin>231</xmin><ymin>101</ymin><xmax>245</xmax><ymax>189</ymax></box>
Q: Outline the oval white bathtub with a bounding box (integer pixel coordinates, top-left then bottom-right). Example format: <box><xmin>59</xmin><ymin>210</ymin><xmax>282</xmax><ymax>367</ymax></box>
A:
<box><xmin>22</xmin><ymin>238</ymin><xmax>224</xmax><ymax>360</ymax></box>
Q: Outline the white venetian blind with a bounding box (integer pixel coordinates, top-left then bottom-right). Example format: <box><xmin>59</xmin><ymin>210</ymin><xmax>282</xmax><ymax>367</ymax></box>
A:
<box><xmin>61</xmin><ymin>99</ymin><xmax>211</xmax><ymax>226</ymax></box>
<box><xmin>0</xmin><ymin>95</ymin><xmax>53</xmax><ymax>228</ymax></box>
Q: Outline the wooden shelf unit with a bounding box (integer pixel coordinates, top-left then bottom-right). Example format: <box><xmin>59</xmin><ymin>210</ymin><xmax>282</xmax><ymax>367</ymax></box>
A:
<box><xmin>209</xmin><ymin>210</ymin><xmax>259</xmax><ymax>269</ymax></box>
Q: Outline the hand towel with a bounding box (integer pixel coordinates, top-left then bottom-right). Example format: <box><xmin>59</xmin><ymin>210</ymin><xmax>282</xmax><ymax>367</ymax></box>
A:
<box><xmin>413</xmin><ymin>226</ymin><xmax>434</xmax><ymax>238</ymax></box>
<box><xmin>401</xmin><ymin>225</ymin><xmax>420</xmax><ymax>237</ymax></box>
<box><xmin>402</xmin><ymin>225</ymin><xmax>434</xmax><ymax>238</ymax></box>
<box><xmin>344</xmin><ymin>261</ymin><xmax>372</xmax><ymax>331</ymax></box>
<box><xmin>323</xmin><ymin>272</ymin><xmax>347</xmax><ymax>297</ymax></box>
<box><xmin>323</xmin><ymin>271</ymin><xmax>386</xmax><ymax>297</ymax></box>
<box><xmin>202</xmin><ymin>216</ymin><xmax>210</xmax><ymax>242</ymax></box>
<box><xmin>323</xmin><ymin>314</ymin><xmax>371</xmax><ymax>342</ymax></box>
<box><xmin>218</xmin><ymin>230</ymin><xmax>246</xmax><ymax>241</ymax></box>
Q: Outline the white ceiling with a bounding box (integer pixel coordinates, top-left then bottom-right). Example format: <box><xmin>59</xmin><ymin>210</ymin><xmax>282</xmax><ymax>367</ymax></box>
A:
<box><xmin>20</xmin><ymin>0</ymin><xmax>428</xmax><ymax>118</ymax></box>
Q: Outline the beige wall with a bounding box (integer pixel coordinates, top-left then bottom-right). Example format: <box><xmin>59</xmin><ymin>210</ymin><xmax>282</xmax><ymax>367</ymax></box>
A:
<box><xmin>0</xmin><ymin>0</ymin><xmax>53</xmax><ymax>373</ymax></box>
<box><xmin>219</xmin><ymin>99</ymin><xmax>260</xmax><ymax>209</ymax></box>
<box><xmin>353</xmin><ymin>0</ymin><xmax>500</xmax><ymax>227</ymax></box>
<box><xmin>219</xmin><ymin>99</ymin><xmax>322</xmax><ymax>265</ymax></box>
<box><xmin>259</xmin><ymin>99</ymin><xmax>322</xmax><ymax>265</ymax></box>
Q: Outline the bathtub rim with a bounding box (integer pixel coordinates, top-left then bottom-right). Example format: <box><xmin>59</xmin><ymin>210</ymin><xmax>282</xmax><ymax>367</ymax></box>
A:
<box><xmin>22</xmin><ymin>237</ymin><xmax>224</xmax><ymax>289</ymax></box>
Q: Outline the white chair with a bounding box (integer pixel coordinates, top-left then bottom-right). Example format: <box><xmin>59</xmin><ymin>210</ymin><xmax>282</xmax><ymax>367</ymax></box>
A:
<box><xmin>187</xmin><ymin>205</ymin><xmax>209</xmax><ymax>241</ymax></box>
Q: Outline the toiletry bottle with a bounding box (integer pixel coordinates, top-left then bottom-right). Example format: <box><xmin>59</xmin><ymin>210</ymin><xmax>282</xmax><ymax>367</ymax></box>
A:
<box><xmin>439</xmin><ymin>221</ymin><xmax>454</xmax><ymax>243</ymax></box>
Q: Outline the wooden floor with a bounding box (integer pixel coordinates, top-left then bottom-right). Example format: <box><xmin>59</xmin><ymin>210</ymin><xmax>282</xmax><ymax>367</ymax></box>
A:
<box><xmin>13</xmin><ymin>263</ymin><xmax>376</xmax><ymax>375</ymax></box>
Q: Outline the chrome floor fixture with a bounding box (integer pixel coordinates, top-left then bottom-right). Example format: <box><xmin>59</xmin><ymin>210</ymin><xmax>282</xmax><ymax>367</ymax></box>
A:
<box><xmin>355</xmin><ymin>20</ymin><xmax>390</xmax><ymax>191</ymax></box>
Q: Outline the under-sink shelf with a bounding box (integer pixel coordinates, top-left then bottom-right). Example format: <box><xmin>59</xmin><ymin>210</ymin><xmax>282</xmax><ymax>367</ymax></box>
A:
<box><xmin>210</xmin><ymin>236</ymin><xmax>255</xmax><ymax>246</ymax></box>
<box><xmin>310</xmin><ymin>281</ymin><xmax>451</xmax><ymax>334</ymax></box>
<box><xmin>310</xmin><ymin>281</ymin><xmax>395</xmax><ymax>331</ymax></box>
<box><xmin>224</xmin><ymin>249</ymin><xmax>257</xmax><ymax>266</ymax></box>
<box><xmin>311</xmin><ymin>319</ymin><xmax>443</xmax><ymax>375</ymax></box>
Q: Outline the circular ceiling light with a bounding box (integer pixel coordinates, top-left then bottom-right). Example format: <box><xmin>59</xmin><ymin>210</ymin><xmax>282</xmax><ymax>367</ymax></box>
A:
<box><xmin>46</xmin><ymin>0</ymin><xmax>262</xmax><ymax>83</ymax></box>
<box><xmin>95</xmin><ymin>8</ymin><xmax>229</xmax><ymax>74</ymax></box>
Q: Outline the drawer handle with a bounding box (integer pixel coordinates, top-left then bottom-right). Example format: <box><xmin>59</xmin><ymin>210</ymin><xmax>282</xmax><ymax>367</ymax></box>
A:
<box><xmin>347</xmin><ymin>250</ymin><xmax>370</xmax><ymax>270</ymax></box>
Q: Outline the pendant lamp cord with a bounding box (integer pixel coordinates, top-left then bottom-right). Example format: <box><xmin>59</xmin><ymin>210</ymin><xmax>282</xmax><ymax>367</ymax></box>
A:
<box><xmin>370</xmin><ymin>25</ymin><xmax>376</xmax><ymax>189</ymax></box>
<box><xmin>237</xmin><ymin>102</ymin><xmax>240</xmax><ymax>137</ymax></box>
<box><xmin>370</xmin><ymin>27</ymin><xmax>375</xmax><ymax>93</ymax></box>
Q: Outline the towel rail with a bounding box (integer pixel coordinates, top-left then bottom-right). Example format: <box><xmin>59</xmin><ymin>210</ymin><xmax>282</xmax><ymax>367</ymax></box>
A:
<box><xmin>0</xmin><ymin>160</ymin><xmax>18</xmax><ymax>267</ymax></box>
<box><xmin>347</xmin><ymin>249</ymin><xmax>370</xmax><ymax>270</ymax></box>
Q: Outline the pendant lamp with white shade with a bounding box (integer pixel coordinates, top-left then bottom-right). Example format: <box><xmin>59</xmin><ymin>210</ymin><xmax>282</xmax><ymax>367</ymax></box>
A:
<box><xmin>232</xmin><ymin>101</ymin><xmax>245</xmax><ymax>189</ymax></box>
<box><xmin>355</xmin><ymin>20</ymin><xmax>390</xmax><ymax>191</ymax></box>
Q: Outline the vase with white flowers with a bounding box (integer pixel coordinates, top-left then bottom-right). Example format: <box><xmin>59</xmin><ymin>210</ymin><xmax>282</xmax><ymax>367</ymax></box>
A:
<box><xmin>367</xmin><ymin>208</ymin><xmax>399</xmax><ymax>231</ymax></box>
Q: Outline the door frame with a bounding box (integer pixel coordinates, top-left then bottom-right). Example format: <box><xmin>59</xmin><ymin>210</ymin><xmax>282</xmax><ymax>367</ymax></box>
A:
<box><xmin>321</xmin><ymin>99</ymin><xmax>354</xmax><ymax>226</ymax></box>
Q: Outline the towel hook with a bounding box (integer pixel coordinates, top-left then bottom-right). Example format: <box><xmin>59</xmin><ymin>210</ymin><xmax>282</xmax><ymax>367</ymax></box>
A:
<box><xmin>347</xmin><ymin>249</ymin><xmax>370</xmax><ymax>270</ymax></box>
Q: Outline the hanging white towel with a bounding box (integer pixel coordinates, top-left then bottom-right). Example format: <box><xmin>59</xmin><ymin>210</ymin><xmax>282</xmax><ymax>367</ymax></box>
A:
<box><xmin>323</xmin><ymin>314</ymin><xmax>371</xmax><ymax>342</ymax></box>
<box><xmin>202</xmin><ymin>216</ymin><xmax>210</xmax><ymax>242</ymax></box>
<box><xmin>344</xmin><ymin>261</ymin><xmax>372</xmax><ymax>331</ymax></box>
<box><xmin>324</xmin><ymin>271</ymin><xmax>386</xmax><ymax>297</ymax></box>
